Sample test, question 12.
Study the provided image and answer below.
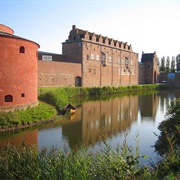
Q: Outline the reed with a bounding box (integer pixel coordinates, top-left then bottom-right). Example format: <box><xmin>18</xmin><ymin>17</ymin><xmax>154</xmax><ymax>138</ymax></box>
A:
<box><xmin>0</xmin><ymin>134</ymin><xmax>179</xmax><ymax>180</ymax></box>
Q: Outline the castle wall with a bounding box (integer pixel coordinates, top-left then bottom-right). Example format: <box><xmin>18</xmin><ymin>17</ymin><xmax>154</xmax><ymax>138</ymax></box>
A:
<box><xmin>175</xmin><ymin>73</ymin><xmax>180</xmax><ymax>84</ymax></box>
<box><xmin>0</xmin><ymin>31</ymin><xmax>39</xmax><ymax>112</ymax></box>
<box><xmin>81</xmin><ymin>42</ymin><xmax>138</xmax><ymax>87</ymax></box>
<box><xmin>62</xmin><ymin>41</ymin><xmax>82</xmax><ymax>63</ymax></box>
<box><xmin>38</xmin><ymin>60</ymin><xmax>81</xmax><ymax>87</ymax></box>
<box><xmin>140</xmin><ymin>52</ymin><xmax>160</xmax><ymax>84</ymax></box>
<box><xmin>139</xmin><ymin>63</ymin><xmax>145</xmax><ymax>84</ymax></box>
<box><xmin>38</xmin><ymin>51</ymin><xmax>67</xmax><ymax>62</ymax></box>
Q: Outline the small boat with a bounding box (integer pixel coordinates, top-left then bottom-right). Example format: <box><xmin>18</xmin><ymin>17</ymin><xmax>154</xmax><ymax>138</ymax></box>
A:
<box><xmin>64</xmin><ymin>103</ymin><xmax>76</xmax><ymax>114</ymax></box>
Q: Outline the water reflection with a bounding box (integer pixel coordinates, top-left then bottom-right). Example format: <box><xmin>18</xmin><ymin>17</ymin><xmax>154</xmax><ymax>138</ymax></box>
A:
<box><xmin>0</xmin><ymin>129</ymin><xmax>38</xmax><ymax>150</ymax></box>
<box><xmin>1</xmin><ymin>90</ymin><xmax>180</xmax><ymax>165</ymax></box>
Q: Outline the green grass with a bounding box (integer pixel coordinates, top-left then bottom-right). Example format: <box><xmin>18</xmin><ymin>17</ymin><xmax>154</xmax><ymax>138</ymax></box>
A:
<box><xmin>0</xmin><ymin>101</ymin><xmax>57</xmax><ymax>127</ymax></box>
<box><xmin>38</xmin><ymin>84</ymin><xmax>168</xmax><ymax>112</ymax></box>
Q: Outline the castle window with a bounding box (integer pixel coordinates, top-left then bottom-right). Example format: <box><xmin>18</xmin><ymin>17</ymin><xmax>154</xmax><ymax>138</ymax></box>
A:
<box><xmin>130</xmin><ymin>60</ymin><xmax>133</xmax><ymax>65</ymax></box>
<box><xmin>94</xmin><ymin>69</ymin><xmax>96</xmax><ymax>74</ymax></box>
<box><xmin>19</xmin><ymin>46</ymin><xmax>25</xmax><ymax>53</ymax></box>
<box><xmin>102</xmin><ymin>52</ymin><xmax>107</xmax><ymax>66</ymax></box>
<box><xmin>103</xmin><ymin>39</ymin><xmax>105</xmax><ymax>43</ymax></box>
<box><xmin>125</xmin><ymin>58</ymin><xmax>128</xmax><ymax>64</ymax></box>
<box><xmin>96</xmin><ymin>37</ymin><xmax>99</xmax><ymax>42</ymax></box>
<box><xmin>42</xmin><ymin>55</ymin><xmax>52</xmax><ymax>61</ymax></box>
<box><xmin>89</xmin><ymin>68</ymin><xmax>91</xmax><ymax>73</ymax></box>
<box><xmin>96</xmin><ymin>55</ymin><xmax>99</xmax><ymax>60</ymax></box>
<box><xmin>73</xmin><ymin>36</ymin><xmax>76</xmax><ymax>40</ymax></box>
<box><xmin>91</xmin><ymin>54</ymin><xmax>94</xmax><ymax>60</ymax></box>
<box><xmin>21</xmin><ymin>93</ymin><xmax>25</xmax><ymax>97</ymax></box>
<box><xmin>109</xmin><ymin>57</ymin><xmax>112</xmax><ymax>63</ymax></box>
<box><xmin>5</xmin><ymin>95</ymin><xmax>13</xmax><ymax>102</ymax></box>
<box><xmin>109</xmin><ymin>40</ymin><xmax>111</xmax><ymax>45</ymax></box>
<box><xmin>89</xmin><ymin>36</ymin><xmax>92</xmax><ymax>40</ymax></box>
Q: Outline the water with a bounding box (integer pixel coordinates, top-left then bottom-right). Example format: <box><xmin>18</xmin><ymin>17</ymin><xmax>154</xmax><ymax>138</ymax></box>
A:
<box><xmin>0</xmin><ymin>90</ymin><xmax>180</xmax><ymax>165</ymax></box>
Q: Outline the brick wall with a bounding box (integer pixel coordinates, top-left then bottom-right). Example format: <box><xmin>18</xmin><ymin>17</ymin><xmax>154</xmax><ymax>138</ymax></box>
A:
<box><xmin>38</xmin><ymin>60</ymin><xmax>81</xmax><ymax>87</ymax></box>
<box><xmin>38</xmin><ymin>52</ymin><xmax>67</xmax><ymax>62</ymax></box>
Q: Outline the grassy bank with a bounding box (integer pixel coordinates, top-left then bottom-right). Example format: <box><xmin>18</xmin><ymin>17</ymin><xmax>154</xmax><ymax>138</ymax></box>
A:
<box><xmin>38</xmin><ymin>84</ymin><xmax>168</xmax><ymax>112</ymax></box>
<box><xmin>0</xmin><ymin>84</ymin><xmax>169</xmax><ymax>127</ymax></box>
<box><xmin>0</xmin><ymin>101</ymin><xmax>57</xmax><ymax>129</ymax></box>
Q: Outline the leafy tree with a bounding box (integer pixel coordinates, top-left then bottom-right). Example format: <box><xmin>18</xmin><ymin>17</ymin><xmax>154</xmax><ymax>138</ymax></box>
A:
<box><xmin>166</xmin><ymin>56</ymin><xmax>170</xmax><ymax>72</ymax></box>
<box><xmin>176</xmin><ymin>54</ymin><xmax>180</xmax><ymax>71</ymax></box>
<box><xmin>171</xmin><ymin>56</ymin><xmax>175</xmax><ymax>72</ymax></box>
<box><xmin>160</xmin><ymin>56</ymin><xmax>166</xmax><ymax>71</ymax></box>
<box><xmin>154</xmin><ymin>98</ymin><xmax>180</xmax><ymax>156</ymax></box>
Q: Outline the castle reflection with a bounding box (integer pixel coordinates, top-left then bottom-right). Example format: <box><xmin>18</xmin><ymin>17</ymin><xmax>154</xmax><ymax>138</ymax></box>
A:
<box><xmin>63</xmin><ymin>95</ymin><xmax>142</xmax><ymax>148</ymax></box>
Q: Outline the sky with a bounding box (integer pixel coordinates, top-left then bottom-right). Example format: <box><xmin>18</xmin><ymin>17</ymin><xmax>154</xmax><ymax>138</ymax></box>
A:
<box><xmin>0</xmin><ymin>0</ymin><xmax>180</xmax><ymax>61</ymax></box>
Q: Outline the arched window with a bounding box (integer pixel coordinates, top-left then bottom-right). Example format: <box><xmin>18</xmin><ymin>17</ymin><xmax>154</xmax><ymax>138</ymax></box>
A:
<box><xmin>19</xmin><ymin>46</ymin><xmax>25</xmax><ymax>53</ymax></box>
<box><xmin>75</xmin><ymin>76</ymin><xmax>82</xmax><ymax>87</ymax></box>
<box><xmin>5</xmin><ymin>95</ymin><xmax>13</xmax><ymax>102</ymax></box>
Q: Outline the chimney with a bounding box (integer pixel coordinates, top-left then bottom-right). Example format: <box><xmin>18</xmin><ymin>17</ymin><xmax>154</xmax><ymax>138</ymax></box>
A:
<box><xmin>72</xmin><ymin>25</ymin><xmax>76</xmax><ymax>30</ymax></box>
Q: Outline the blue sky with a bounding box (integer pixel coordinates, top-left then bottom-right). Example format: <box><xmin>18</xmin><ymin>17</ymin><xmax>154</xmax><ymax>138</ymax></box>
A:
<box><xmin>0</xmin><ymin>0</ymin><xmax>180</xmax><ymax>60</ymax></box>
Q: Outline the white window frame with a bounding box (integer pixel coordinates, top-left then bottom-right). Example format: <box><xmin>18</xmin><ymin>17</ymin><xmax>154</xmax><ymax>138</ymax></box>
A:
<box><xmin>91</xmin><ymin>53</ymin><xmax>94</xmax><ymax>60</ymax></box>
<box><xmin>42</xmin><ymin>55</ymin><xmax>52</xmax><ymax>61</ymax></box>
<box><xmin>109</xmin><ymin>56</ymin><xmax>112</xmax><ymax>63</ymax></box>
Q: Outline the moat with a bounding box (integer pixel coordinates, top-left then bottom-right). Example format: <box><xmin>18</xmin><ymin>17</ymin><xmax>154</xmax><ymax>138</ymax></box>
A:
<box><xmin>0</xmin><ymin>90</ymin><xmax>180</xmax><ymax>165</ymax></box>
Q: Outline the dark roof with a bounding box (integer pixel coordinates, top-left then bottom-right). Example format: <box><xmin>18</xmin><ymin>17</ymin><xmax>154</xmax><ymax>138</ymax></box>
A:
<box><xmin>0</xmin><ymin>31</ymin><xmax>40</xmax><ymax>47</ymax></box>
<box><xmin>141</xmin><ymin>53</ymin><xmax>154</xmax><ymax>63</ymax></box>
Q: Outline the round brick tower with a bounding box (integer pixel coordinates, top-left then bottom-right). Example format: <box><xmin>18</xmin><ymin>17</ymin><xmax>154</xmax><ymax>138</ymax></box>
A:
<box><xmin>0</xmin><ymin>24</ymin><xmax>40</xmax><ymax>112</ymax></box>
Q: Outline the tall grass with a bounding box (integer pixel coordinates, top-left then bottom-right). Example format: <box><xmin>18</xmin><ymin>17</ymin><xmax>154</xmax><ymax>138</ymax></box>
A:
<box><xmin>0</xmin><ymin>135</ymin><xmax>179</xmax><ymax>179</ymax></box>
<box><xmin>0</xmin><ymin>135</ymin><xmax>152</xmax><ymax>180</ymax></box>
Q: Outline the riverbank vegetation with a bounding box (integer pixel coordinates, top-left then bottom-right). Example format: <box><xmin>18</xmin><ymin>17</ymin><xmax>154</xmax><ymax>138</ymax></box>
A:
<box><xmin>0</xmin><ymin>102</ymin><xmax>57</xmax><ymax>129</ymax></box>
<box><xmin>0</xmin><ymin>129</ymin><xmax>179</xmax><ymax>179</ymax></box>
<box><xmin>0</xmin><ymin>84</ymin><xmax>171</xmax><ymax>128</ymax></box>
<box><xmin>38</xmin><ymin>84</ymin><xmax>169</xmax><ymax>112</ymax></box>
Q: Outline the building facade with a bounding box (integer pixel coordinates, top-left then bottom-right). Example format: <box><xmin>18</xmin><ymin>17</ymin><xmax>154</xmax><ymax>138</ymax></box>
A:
<box><xmin>61</xmin><ymin>25</ymin><xmax>139</xmax><ymax>87</ymax></box>
<box><xmin>139</xmin><ymin>51</ymin><xmax>160</xmax><ymax>84</ymax></box>
<box><xmin>0</xmin><ymin>24</ymin><xmax>39</xmax><ymax>112</ymax></box>
<box><xmin>0</xmin><ymin>24</ymin><xmax>162</xmax><ymax>112</ymax></box>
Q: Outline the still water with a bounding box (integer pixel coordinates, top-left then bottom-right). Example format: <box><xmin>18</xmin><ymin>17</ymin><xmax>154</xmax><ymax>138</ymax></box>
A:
<box><xmin>0</xmin><ymin>90</ymin><xmax>180</xmax><ymax>165</ymax></box>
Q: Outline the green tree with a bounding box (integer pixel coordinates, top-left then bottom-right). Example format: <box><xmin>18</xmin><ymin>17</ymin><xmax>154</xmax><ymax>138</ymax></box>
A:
<box><xmin>154</xmin><ymin>98</ymin><xmax>180</xmax><ymax>156</ymax></box>
<box><xmin>171</xmin><ymin>56</ymin><xmax>175</xmax><ymax>72</ymax></box>
<box><xmin>176</xmin><ymin>54</ymin><xmax>180</xmax><ymax>71</ymax></box>
<box><xmin>166</xmin><ymin>56</ymin><xmax>170</xmax><ymax>72</ymax></box>
<box><xmin>160</xmin><ymin>56</ymin><xmax>166</xmax><ymax>71</ymax></box>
